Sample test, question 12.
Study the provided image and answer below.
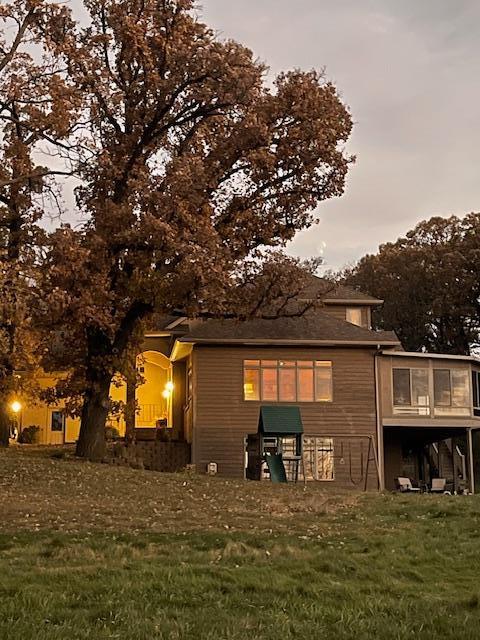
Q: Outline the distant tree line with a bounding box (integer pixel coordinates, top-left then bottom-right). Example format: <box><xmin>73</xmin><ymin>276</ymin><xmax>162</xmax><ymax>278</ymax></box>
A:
<box><xmin>344</xmin><ymin>214</ymin><xmax>480</xmax><ymax>355</ymax></box>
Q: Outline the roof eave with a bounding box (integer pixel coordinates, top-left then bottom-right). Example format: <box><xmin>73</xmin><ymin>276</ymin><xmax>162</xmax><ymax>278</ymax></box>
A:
<box><xmin>323</xmin><ymin>298</ymin><xmax>384</xmax><ymax>306</ymax></box>
<box><xmin>379</xmin><ymin>350</ymin><xmax>480</xmax><ymax>363</ymax></box>
<box><xmin>179</xmin><ymin>337</ymin><xmax>400</xmax><ymax>347</ymax></box>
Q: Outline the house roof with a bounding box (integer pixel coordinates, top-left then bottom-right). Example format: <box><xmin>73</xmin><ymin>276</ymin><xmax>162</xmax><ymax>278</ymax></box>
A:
<box><xmin>178</xmin><ymin>310</ymin><xmax>400</xmax><ymax>347</ymax></box>
<box><xmin>380</xmin><ymin>350</ymin><xmax>480</xmax><ymax>363</ymax></box>
<box><xmin>145</xmin><ymin>315</ymin><xmax>189</xmax><ymax>336</ymax></box>
<box><xmin>323</xmin><ymin>284</ymin><xmax>383</xmax><ymax>305</ymax></box>
<box><xmin>299</xmin><ymin>276</ymin><xmax>383</xmax><ymax>305</ymax></box>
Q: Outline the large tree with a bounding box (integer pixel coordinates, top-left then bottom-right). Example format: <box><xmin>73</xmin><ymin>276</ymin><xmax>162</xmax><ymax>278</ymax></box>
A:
<box><xmin>0</xmin><ymin>0</ymin><xmax>78</xmax><ymax>445</ymax></box>
<box><xmin>43</xmin><ymin>0</ymin><xmax>353</xmax><ymax>461</ymax></box>
<box><xmin>345</xmin><ymin>214</ymin><xmax>480</xmax><ymax>354</ymax></box>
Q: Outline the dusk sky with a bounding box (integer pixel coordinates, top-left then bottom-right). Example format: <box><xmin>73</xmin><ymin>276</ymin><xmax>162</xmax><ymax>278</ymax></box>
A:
<box><xmin>67</xmin><ymin>0</ymin><xmax>480</xmax><ymax>271</ymax></box>
<box><xmin>199</xmin><ymin>0</ymin><xmax>480</xmax><ymax>270</ymax></box>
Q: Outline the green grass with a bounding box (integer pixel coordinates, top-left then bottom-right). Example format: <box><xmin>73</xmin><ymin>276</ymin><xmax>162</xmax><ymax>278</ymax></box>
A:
<box><xmin>1</xmin><ymin>448</ymin><xmax>480</xmax><ymax>638</ymax></box>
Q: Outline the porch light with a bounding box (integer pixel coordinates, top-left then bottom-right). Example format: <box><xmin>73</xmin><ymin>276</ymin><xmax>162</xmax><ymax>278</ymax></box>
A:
<box><xmin>165</xmin><ymin>381</ymin><xmax>174</xmax><ymax>392</ymax></box>
<box><xmin>162</xmin><ymin>389</ymin><xmax>171</xmax><ymax>399</ymax></box>
<box><xmin>10</xmin><ymin>401</ymin><xmax>22</xmax><ymax>414</ymax></box>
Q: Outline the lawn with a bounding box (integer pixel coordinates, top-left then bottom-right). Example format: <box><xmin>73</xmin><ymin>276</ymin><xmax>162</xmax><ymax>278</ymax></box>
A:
<box><xmin>1</xmin><ymin>447</ymin><xmax>480</xmax><ymax>639</ymax></box>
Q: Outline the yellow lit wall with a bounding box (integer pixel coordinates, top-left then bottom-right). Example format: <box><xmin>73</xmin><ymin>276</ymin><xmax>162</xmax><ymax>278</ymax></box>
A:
<box><xmin>14</xmin><ymin>353</ymin><xmax>172</xmax><ymax>444</ymax></box>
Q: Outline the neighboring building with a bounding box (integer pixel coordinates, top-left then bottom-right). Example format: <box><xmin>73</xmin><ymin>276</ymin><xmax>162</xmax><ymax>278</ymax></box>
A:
<box><xmin>12</xmin><ymin>278</ymin><xmax>480</xmax><ymax>492</ymax></box>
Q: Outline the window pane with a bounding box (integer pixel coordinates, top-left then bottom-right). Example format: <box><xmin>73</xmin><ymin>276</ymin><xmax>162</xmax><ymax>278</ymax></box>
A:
<box><xmin>262</xmin><ymin>368</ymin><xmax>278</xmax><ymax>401</ymax></box>
<box><xmin>434</xmin><ymin>369</ymin><xmax>451</xmax><ymax>406</ymax></box>
<box><xmin>261</xmin><ymin>360</ymin><xmax>277</xmax><ymax>367</ymax></box>
<box><xmin>451</xmin><ymin>370</ymin><xmax>469</xmax><ymax>407</ymax></box>
<box><xmin>244</xmin><ymin>359</ymin><xmax>260</xmax><ymax>367</ymax></box>
<box><xmin>279</xmin><ymin>367</ymin><xmax>296</xmax><ymax>402</ymax></box>
<box><xmin>473</xmin><ymin>372</ymin><xmax>480</xmax><ymax>409</ymax></box>
<box><xmin>279</xmin><ymin>360</ymin><xmax>295</xmax><ymax>367</ymax></box>
<box><xmin>297</xmin><ymin>360</ymin><xmax>313</xmax><ymax>368</ymax></box>
<box><xmin>316</xmin><ymin>438</ymin><xmax>334</xmax><ymax>481</ymax></box>
<box><xmin>315</xmin><ymin>363</ymin><xmax>332</xmax><ymax>401</ymax></box>
<box><xmin>393</xmin><ymin>369</ymin><xmax>411</xmax><ymax>405</ymax></box>
<box><xmin>411</xmin><ymin>369</ymin><xmax>429</xmax><ymax>406</ymax></box>
<box><xmin>297</xmin><ymin>368</ymin><xmax>314</xmax><ymax>401</ymax></box>
<box><xmin>244</xmin><ymin>368</ymin><xmax>260</xmax><ymax>401</ymax></box>
<box><xmin>302</xmin><ymin>438</ymin><xmax>315</xmax><ymax>480</ymax></box>
<box><xmin>303</xmin><ymin>437</ymin><xmax>334</xmax><ymax>481</ymax></box>
<box><xmin>346</xmin><ymin>307</ymin><xmax>363</xmax><ymax>327</ymax></box>
<box><xmin>51</xmin><ymin>411</ymin><xmax>64</xmax><ymax>432</ymax></box>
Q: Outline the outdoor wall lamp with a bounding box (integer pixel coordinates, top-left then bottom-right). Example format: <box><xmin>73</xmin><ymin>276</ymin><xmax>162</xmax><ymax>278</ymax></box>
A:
<box><xmin>10</xmin><ymin>401</ymin><xmax>22</xmax><ymax>414</ymax></box>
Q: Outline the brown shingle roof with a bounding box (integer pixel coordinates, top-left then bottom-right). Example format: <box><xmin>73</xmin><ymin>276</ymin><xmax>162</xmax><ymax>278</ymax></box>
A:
<box><xmin>179</xmin><ymin>310</ymin><xmax>399</xmax><ymax>346</ymax></box>
<box><xmin>300</xmin><ymin>276</ymin><xmax>383</xmax><ymax>305</ymax></box>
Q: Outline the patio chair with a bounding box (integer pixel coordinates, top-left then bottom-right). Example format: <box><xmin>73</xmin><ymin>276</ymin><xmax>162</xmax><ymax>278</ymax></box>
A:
<box><xmin>396</xmin><ymin>477</ymin><xmax>421</xmax><ymax>493</ymax></box>
<box><xmin>430</xmin><ymin>478</ymin><xmax>451</xmax><ymax>495</ymax></box>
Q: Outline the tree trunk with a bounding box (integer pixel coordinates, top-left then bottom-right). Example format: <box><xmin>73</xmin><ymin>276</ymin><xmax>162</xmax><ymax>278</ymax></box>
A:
<box><xmin>75</xmin><ymin>375</ymin><xmax>111</xmax><ymax>461</ymax></box>
<box><xmin>0</xmin><ymin>402</ymin><xmax>10</xmax><ymax>447</ymax></box>
<box><xmin>124</xmin><ymin>365</ymin><xmax>136</xmax><ymax>444</ymax></box>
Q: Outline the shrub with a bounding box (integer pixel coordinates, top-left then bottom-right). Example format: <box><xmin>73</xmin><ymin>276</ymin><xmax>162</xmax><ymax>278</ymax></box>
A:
<box><xmin>18</xmin><ymin>425</ymin><xmax>40</xmax><ymax>444</ymax></box>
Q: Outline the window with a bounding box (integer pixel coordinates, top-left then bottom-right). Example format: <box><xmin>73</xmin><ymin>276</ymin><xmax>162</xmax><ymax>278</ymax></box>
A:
<box><xmin>303</xmin><ymin>437</ymin><xmax>334</xmax><ymax>481</ymax></box>
<box><xmin>297</xmin><ymin>361</ymin><xmax>314</xmax><ymax>402</ymax></box>
<box><xmin>433</xmin><ymin>369</ymin><xmax>451</xmax><ymax>406</ymax></box>
<box><xmin>411</xmin><ymin>369</ymin><xmax>429</xmax><ymax>406</ymax></box>
<box><xmin>51</xmin><ymin>411</ymin><xmax>65</xmax><ymax>432</ymax></box>
<box><xmin>473</xmin><ymin>371</ymin><xmax>480</xmax><ymax>416</ymax></box>
<box><xmin>279</xmin><ymin>364</ymin><xmax>296</xmax><ymax>402</ymax></box>
<box><xmin>433</xmin><ymin>369</ymin><xmax>470</xmax><ymax>416</ymax></box>
<box><xmin>315</xmin><ymin>361</ymin><xmax>334</xmax><ymax>401</ymax></box>
<box><xmin>392</xmin><ymin>368</ymin><xmax>429</xmax><ymax>415</ymax></box>
<box><xmin>243</xmin><ymin>360</ymin><xmax>333</xmax><ymax>402</ymax></box>
<box><xmin>346</xmin><ymin>307</ymin><xmax>363</xmax><ymax>327</ymax></box>
<box><xmin>393</xmin><ymin>369</ymin><xmax>411</xmax><ymax>406</ymax></box>
<box><xmin>243</xmin><ymin>360</ymin><xmax>260</xmax><ymax>400</ymax></box>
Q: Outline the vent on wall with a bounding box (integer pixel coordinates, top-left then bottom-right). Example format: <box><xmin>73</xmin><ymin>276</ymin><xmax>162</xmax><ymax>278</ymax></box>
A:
<box><xmin>207</xmin><ymin>462</ymin><xmax>218</xmax><ymax>475</ymax></box>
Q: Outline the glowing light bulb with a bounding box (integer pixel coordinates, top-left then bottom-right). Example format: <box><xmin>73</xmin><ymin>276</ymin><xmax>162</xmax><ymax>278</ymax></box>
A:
<box><xmin>162</xmin><ymin>389</ymin><xmax>170</xmax><ymax>399</ymax></box>
<box><xmin>166</xmin><ymin>381</ymin><xmax>174</xmax><ymax>392</ymax></box>
<box><xmin>10</xmin><ymin>401</ymin><xmax>21</xmax><ymax>413</ymax></box>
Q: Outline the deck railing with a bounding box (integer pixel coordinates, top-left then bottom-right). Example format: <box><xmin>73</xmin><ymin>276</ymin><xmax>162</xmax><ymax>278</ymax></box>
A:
<box><xmin>136</xmin><ymin>403</ymin><xmax>166</xmax><ymax>424</ymax></box>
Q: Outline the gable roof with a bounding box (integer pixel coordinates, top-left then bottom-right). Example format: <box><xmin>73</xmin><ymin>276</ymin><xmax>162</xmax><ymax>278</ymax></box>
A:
<box><xmin>323</xmin><ymin>284</ymin><xmax>383</xmax><ymax>305</ymax></box>
<box><xmin>299</xmin><ymin>276</ymin><xmax>383</xmax><ymax>305</ymax></box>
<box><xmin>178</xmin><ymin>310</ymin><xmax>399</xmax><ymax>347</ymax></box>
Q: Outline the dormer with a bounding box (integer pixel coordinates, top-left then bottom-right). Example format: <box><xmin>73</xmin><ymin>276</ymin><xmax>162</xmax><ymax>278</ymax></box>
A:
<box><xmin>296</xmin><ymin>277</ymin><xmax>383</xmax><ymax>330</ymax></box>
<box><xmin>322</xmin><ymin>285</ymin><xmax>383</xmax><ymax>329</ymax></box>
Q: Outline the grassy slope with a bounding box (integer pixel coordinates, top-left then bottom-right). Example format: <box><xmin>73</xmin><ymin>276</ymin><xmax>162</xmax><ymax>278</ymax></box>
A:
<box><xmin>1</xmin><ymin>447</ymin><xmax>480</xmax><ymax>639</ymax></box>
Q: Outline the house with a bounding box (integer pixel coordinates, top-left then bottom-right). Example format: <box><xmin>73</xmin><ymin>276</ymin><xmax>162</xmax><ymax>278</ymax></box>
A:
<box><xmin>12</xmin><ymin>278</ymin><xmax>480</xmax><ymax>492</ymax></box>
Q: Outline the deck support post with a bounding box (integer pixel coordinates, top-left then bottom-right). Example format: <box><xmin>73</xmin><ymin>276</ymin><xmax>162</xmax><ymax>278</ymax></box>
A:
<box><xmin>468</xmin><ymin>428</ymin><xmax>475</xmax><ymax>495</ymax></box>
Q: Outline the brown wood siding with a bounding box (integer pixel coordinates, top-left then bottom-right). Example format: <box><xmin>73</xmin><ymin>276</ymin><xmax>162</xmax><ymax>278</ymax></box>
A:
<box><xmin>322</xmin><ymin>306</ymin><xmax>347</xmax><ymax>321</ymax></box>
<box><xmin>192</xmin><ymin>345</ymin><xmax>378</xmax><ymax>484</ymax></box>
